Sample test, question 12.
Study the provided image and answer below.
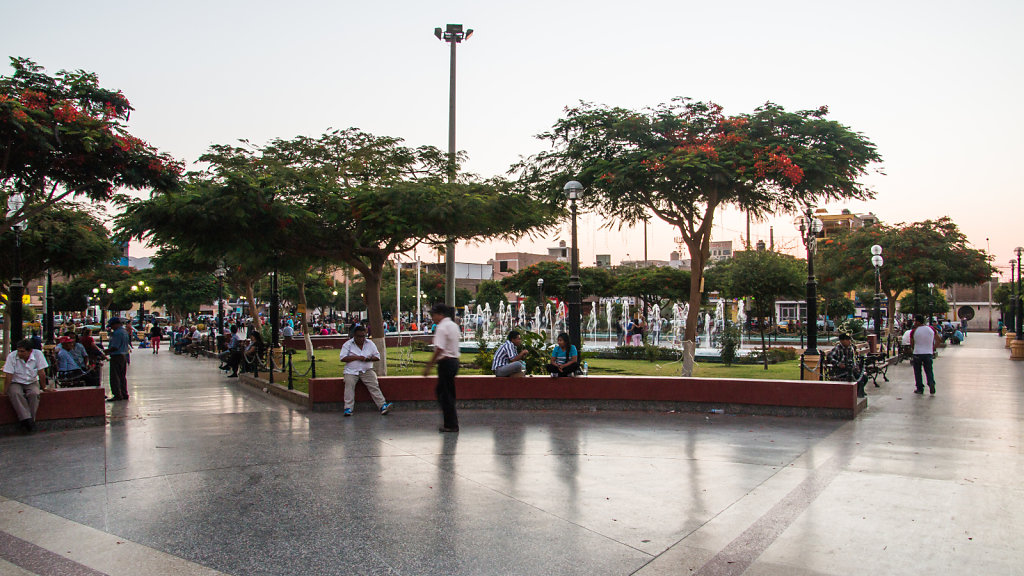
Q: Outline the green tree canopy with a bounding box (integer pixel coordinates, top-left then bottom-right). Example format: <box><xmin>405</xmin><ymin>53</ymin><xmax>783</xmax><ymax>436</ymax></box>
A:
<box><xmin>515</xmin><ymin>99</ymin><xmax>880</xmax><ymax>374</ymax></box>
<box><xmin>612</xmin><ymin>266</ymin><xmax>690</xmax><ymax>312</ymax></box>
<box><xmin>817</xmin><ymin>217</ymin><xmax>993</xmax><ymax>322</ymax></box>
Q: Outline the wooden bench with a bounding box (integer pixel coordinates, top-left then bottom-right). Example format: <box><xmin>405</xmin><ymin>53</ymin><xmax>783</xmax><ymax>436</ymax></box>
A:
<box><xmin>309</xmin><ymin>374</ymin><xmax>863</xmax><ymax>419</ymax></box>
<box><xmin>0</xmin><ymin>387</ymin><xmax>106</xmax><ymax>434</ymax></box>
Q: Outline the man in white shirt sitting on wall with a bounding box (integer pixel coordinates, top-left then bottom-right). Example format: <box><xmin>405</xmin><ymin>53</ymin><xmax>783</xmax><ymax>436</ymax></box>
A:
<box><xmin>339</xmin><ymin>325</ymin><xmax>392</xmax><ymax>417</ymax></box>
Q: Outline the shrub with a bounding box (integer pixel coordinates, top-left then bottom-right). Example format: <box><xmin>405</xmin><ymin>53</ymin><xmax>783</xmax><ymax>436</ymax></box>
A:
<box><xmin>719</xmin><ymin>321</ymin><xmax>740</xmax><ymax>366</ymax></box>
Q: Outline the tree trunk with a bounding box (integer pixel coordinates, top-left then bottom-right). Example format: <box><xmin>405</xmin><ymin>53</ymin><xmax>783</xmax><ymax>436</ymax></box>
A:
<box><xmin>362</xmin><ymin>266</ymin><xmax>389</xmax><ymax>376</ymax></box>
<box><xmin>760</xmin><ymin>315</ymin><xmax>768</xmax><ymax>370</ymax></box>
<box><xmin>297</xmin><ymin>281</ymin><xmax>314</xmax><ymax>362</ymax></box>
<box><xmin>245</xmin><ymin>282</ymin><xmax>262</xmax><ymax>330</ymax></box>
<box><xmin>680</xmin><ymin>234</ymin><xmax>710</xmax><ymax>377</ymax></box>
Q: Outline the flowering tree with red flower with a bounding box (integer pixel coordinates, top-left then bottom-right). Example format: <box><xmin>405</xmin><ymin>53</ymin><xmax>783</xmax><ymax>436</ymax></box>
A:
<box><xmin>0</xmin><ymin>57</ymin><xmax>181</xmax><ymax>234</ymax></box>
<box><xmin>515</xmin><ymin>98</ymin><xmax>881</xmax><ymax>374</ymax></box>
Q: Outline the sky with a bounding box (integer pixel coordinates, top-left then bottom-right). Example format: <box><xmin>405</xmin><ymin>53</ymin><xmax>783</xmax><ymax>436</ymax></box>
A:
<box><xmin>4</xmin><ymin>0</ymin><xmax>1023</xmax><ymax>279</ymax></box>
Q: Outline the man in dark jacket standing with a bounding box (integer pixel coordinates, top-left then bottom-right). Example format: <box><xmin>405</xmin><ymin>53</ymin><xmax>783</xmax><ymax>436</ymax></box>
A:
<box><xmin>106</xmin><ymin>318</ymin><xmax>131</xmax><ymax>401</ymax></box>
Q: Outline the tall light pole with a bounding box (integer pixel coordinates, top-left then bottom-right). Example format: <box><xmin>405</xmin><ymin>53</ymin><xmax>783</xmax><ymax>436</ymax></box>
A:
<box><xmin>795</xmin><ymin>207</ymin><xmax>823</xmax><ymax>360</ymax></box>
<box><xmin>1009</xmin><ymin>260</ymin><xmax>1016</xmax><ymax>335</ymax></box>
<box><xmin>564</xmin><ymin>181</ymin><xmax>583</xmax><ymax>353</ymax></box>
<box><xmin>215</xmin><ymin>264</ymin><xmax>227</xmax><ymax>351</ymax></box>
<box><xmin>1016</xmin><ymin>247</ymin><xmax>1023</xmax><ymax>340</ymax></box>
<box><xmin>871</xmin><ymin>245</ymin><xmax>884</xmax><ymax>350</ymax></box>
<box><xmin>7</xmin><ymin>192</ymin><xmax>26</xmax><ymax>344</ymax></box>
<box><xmin>434</xmin><ymin>23</ymin><xmax>473</xmax><ymax>307</ymax></box>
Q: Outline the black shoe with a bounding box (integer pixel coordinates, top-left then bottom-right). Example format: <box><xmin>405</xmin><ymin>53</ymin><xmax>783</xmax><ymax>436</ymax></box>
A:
<box><xmin>929</xmin><ymin>386</ymin><xmax>936</xmax><ymax>395</ymax></box>
<box><xmin>438</xmin><ymin>427</ymin><xmax>459</xmax><ymax>433</ymax></box>
<box><xmin>914</xmin><ymin>389</ymin><xmax>924</xmax><ymax>395</ymax></box>
<box><xmin>227</xmin><ymin>374</ymin><xmax>238</xmax><ymax>378</ymax></box>
<box><xmin>106</xmin><ymin>397</ymin><xmax>119</xmax><ymax>402</ymax></box>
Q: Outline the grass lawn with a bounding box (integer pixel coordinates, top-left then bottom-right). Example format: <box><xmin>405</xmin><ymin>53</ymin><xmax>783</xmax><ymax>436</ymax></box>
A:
<box><xmin>280</xmin><ymin>348</ymin><xmax>800</xmax><ymax>394</ymax></box>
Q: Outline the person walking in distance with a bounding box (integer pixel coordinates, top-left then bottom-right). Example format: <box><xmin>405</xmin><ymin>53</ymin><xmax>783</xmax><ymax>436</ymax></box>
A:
<box><xmin>423</xmin><ymin>304</ymin><xmax>460</xmax><ymax>433</ymax></box>
<box><xmin>106</xmin><ymin>317</ymin><xmax>131</xmax><ymax>401</ymax></box>
<box><xmin>149</xmin><ymin>322</ymin><xmax>162</xmax><ymax>354</ymax></box>
<box><xmin>909</xmin><ymin>314</ymin><xmax>938</xmax><ymax>395</ymax></box>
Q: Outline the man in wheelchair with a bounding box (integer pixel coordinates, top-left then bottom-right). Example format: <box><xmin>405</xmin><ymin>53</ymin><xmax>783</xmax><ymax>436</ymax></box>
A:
<box><xmin>827</xmin><ymin>333</ymin><xmax>869</xmax><ymax>399</ymax></box>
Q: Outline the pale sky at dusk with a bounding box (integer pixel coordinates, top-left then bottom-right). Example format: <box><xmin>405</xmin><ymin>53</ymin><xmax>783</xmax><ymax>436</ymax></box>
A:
<box><xmin>4</xmin><ymin>0</ymin><xmax>1022</xmax><ymax>279</ymax></box>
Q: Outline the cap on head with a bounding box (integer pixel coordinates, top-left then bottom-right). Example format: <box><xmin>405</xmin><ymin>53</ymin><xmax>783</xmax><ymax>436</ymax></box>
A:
<box><xmin>838</xmin><ymin>333</ymin><xmax>852</xmax><ymax>341</ymax></box>
<box><xmin>59</xmin><ymin>336</ymin><xmax>75</xmax><ymax>344</ymax></box>
<box><xmin>108</xmin><ymin>317</ymin><xmax>122</xmax><ymax>326</ymax></box>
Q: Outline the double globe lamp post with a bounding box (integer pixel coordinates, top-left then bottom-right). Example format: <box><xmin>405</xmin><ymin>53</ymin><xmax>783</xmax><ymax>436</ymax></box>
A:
<box><xmin>563</xmin><ymin>181</ymin><xmax>583</xmax><ymax>353</ymax></box>
<box><xmin>6</xmin><ymin>193</ymin><xmax>26</xmax><ymax>343</ymax></box>
<box><xmin>795</xmin><ymin>208</ymin><xmax>824</xmax><ymax>376</ymax></box>
<box><xmin>871</xmin><ymin>245</ymin><xmax>884</xmax><ymax>351</ymax></box>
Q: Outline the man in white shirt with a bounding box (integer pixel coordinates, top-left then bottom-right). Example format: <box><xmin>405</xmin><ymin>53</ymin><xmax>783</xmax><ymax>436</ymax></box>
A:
<box><xmin>3</xmin><ymin>339</ymin><xmax>49</xmax><ymax>433</ymax></box>
<box><xmin>909</xmin><ymin>314</ymin><xmax>938</xmax><ymax>394</ymax></box>
<box><xmin>339</xmin><ymin>325</ymin><xmax>392</xmax><ymax>416</ymax></box>
<box><xmin>423</xmin><ymin>304</ymin><xmax>460</xmax><ymax>432</ymax></box>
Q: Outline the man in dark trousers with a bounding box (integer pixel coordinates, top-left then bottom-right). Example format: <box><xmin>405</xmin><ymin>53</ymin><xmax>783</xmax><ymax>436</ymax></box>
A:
<box><xmin>423</xmin><ymin>304</ymin><xmax>460</xmax><ymax>433</ymax></box>
<box><xmin>909</xmin><ymin>314</ymin><xmax>938</xmax><ymax>395</ymax></box>
<box><xmin>106</xmin><ymin>317</ymin><xmax>131</xmax><ymax>401</ymax></box>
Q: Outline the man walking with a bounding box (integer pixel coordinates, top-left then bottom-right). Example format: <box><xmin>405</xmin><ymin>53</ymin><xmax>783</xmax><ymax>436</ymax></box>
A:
<box><xmin>423</xmin><ymin>304</ymin><xmax>460</xmax><ymax>433</ymax></box>
<box><xmin>339</xmin><ymin>325</ymin><xmax>392</xmax><ymax>416</ymax></box>
<box><xmin>3</xmin><ymin>339</ymin><xmax>49</xmax><ymax>433</ymax></box>
<box><xmin>106</xmin><ymin>317</ymin><xmax>131</xmax><ymax>401</ymax></box>
<box><xmin>492</xmin><ymin>330</ymin><xmax>528</xmax><ymax>377</ymax></box>
<box><xmin>909</xmin><ymin>314</ymin><xmax>938</xmax><ymax>395</ymax></box>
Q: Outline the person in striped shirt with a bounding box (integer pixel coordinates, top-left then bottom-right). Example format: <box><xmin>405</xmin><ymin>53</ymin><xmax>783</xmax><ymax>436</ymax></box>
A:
<box><xmin>491</xmin><ymin>331</ymin><xmax>528</xmax><ymax>377</ymax></box>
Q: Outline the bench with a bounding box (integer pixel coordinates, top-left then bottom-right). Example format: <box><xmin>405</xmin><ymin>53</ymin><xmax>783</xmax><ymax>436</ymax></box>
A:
<box><xmin>308</xmin><ymin>374</ymin><xmax>863</xmax><ymax>419</ymax></box>
<box><xmin>0</xmin><ymin>387</ymin><xmax>106</xmax><ymax>434</ymax></box>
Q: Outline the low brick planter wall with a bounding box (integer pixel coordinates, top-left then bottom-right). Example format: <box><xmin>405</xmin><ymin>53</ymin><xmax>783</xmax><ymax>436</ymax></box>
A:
<box><xmin>0</xmin><ymin>387</ymin><xmax>106</xmax><ymax>434</ymax></box>
<box><xmin>309</xmin><ymin>375</ymin><xmax>864</xmax><ymax>419</ymax></box>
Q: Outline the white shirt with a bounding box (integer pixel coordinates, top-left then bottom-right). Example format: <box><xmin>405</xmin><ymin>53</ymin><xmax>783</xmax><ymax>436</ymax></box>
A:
<box><xmin>3</xmin><ymin>350</ymin><xmax>49</xmax><ymax>384</ymax></box>
<box><xmin>281</xmin><ymin>326</ymin><xmax>294</xmax><ymax>337</ymax></box>
<box><xmin>340</xmin><ymin>338</ymin><xmax>379</xmax><ymax>375</ymax></box>
<box><xmin>192</xmin><ymin>329</ymin><xmax>202</xmax><ymax>339</ymax></box>
<box><xmin>911</xmin><ymin>325</ymin><xmax>936</xmax><ymax>354</ymax></box>
<box><xmin>433</xmin><ymin>317</ymin><xmax>461</xmax><ymax>359</ymax></box>
<box><xmin>901</xmin><ymin>329</ymin><xmax>912</xmax><ymax>346</ymax></box>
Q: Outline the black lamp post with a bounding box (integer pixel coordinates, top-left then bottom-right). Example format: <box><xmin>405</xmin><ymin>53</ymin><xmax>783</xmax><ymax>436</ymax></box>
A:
<box><xmin>434</xmin><ymin>23</ymin><xmax>472</xmax><ymax>307</ymax></box>
<box><xmin>44</xmin><ymin>267</ymin><xmax>54</xmax><ymax>345</ymax></box>
<box><xmin>1016</xmin><ymin>247</ymin><xmax>1023</xmax><ymax>340</ymax></box>
<box><xmin>130</xmin><ymin>281</ymin><xmax>150</xmax><ymax>331</ymax></box>
<box><xmin>270</xmin><ymin>267</ymin><xmax>280</xmax><ymax>381</ymax></box>
<box><xmin>564</xmin><ymin>181</ymin><xmax>583</xmax><ymax>352</ymax></box>
<box><xmin>871</xmin><ymin>244</ymin><xmax>884</xmax><ymax>348</ymax></box>
<box><xmin>537</xmin><ymin>278</ymin><xmax>544</xmax><ymax>311</ymax></box>
<box><xmin>215</xmin><ymin>264</ymin><xmax>227</xmax><ymax>352</ymax></box>
<box><xmin>1008</xmin><ymin>260</ymin><xmax>1016</xmax><ymax>338</ymax></box>
<box><xmin>7</xmin><ymin>192</ymin><xmax>26</xmax><ymax>344</ymax></box>
<box><xmin>795</xmin><ymin>207</ymin><xmax>823</xmax><ymax>357</ymax></box>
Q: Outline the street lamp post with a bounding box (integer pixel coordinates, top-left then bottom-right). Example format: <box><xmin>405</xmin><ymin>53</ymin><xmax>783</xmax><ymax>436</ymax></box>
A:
<box><xmin>537</xmin><ymin>278</ymin><xmax>544</xmax><ymax>308</ymax></box>
<box><xmin>7</xmin><ymin>193</ymin><xmax>26</xmax><ymax>343</ymax></box>
<box><xmin>795</xmin><ymin>207</ymin><xmax>824</xmax><ymax>369</ymax></box>
<box><xmin>1009</xmin><ymin>260</ymin><xmax>1016</xmax><ymax>338</ymax></box>
<box><xmin>564</xmin><ymin>181</ymin><xmax>583</xmax><ymax>353</ymax></box>
<box><xmin>215</xmin><ymin>264</ymin><xmax>227</xmax><ymax>352</ymax></box>
<box><xmin>434</xmin><ymin>23</ymin><xmax>473</xmax><ymax>307</ymax></box>
<box><xmin>45</xmin><ymin>267</ymin><xmax>54</xmax><ymax>345</ymax></box>
<box><xmin>130</xmin><ymin>281</ymin><xmax>150</xmax><ymax>331</ymax></box>
<box><xmin>871</xmin><ymin>245</ymin><xmax>884</xmax><ymax>351</ymax></box>
<box><xmin>1016</xmin><ymin>247</ymin><xmax>1023</xmax><ymax>340</ymax></box>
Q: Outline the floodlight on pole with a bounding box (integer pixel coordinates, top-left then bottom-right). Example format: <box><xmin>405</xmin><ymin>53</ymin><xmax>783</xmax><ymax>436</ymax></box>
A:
<box><xmin>435</xmin><ymin>23</ymin><xmax>472</xmax><ymax>307</ymax></box>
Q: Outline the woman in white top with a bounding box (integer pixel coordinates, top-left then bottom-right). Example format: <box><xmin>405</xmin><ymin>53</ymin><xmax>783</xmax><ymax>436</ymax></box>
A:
<box><xmin>423</xmin><ymin>304</ymin><xmax>460</xmax><ymax>432</ymax></box>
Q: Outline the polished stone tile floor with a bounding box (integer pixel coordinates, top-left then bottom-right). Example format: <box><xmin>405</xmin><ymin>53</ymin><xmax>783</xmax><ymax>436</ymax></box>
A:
<box><xmin>0</xmin><ymin>336</ymin><xmax>1021</xmax><ymax>575</ymax></box>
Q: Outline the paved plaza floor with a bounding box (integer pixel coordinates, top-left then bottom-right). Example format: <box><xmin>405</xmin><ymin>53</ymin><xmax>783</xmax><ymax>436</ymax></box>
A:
<box><xmin>0</xmin><ymin>335</ymin><xmax>1022</xmax><ymax>575</ymax></box>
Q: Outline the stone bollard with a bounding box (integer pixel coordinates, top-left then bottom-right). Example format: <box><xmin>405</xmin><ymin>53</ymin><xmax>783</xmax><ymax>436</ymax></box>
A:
<box><xmin>1011</xmin><ymin>339</ymin><xmax>1024</xmax><ymax>361</ymax></box>
<box><xmin>801</xmin><ymin>354</ymin><xmax>822</xmax><ymax>380</ymax></box>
